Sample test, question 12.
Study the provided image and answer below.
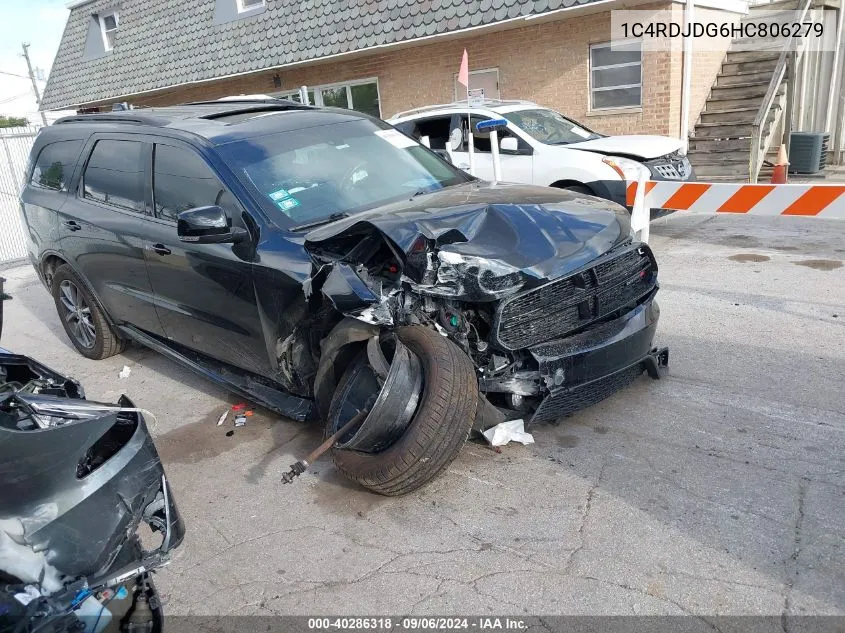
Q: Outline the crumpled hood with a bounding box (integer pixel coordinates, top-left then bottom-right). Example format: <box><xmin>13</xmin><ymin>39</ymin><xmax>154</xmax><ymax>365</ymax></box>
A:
<box><xmin>305</xmin><ymin>182</ymin><xmax>631</xmax><ymax>283</ymax></box>
<box><xmin>568</xmin><ymin>135</ymin><xmax>683</xmax><ymax>160</ymax></box>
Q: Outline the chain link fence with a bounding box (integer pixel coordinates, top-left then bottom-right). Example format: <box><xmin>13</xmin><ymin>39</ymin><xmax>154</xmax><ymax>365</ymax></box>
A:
<box><xmin>0</xmin><ymin>125</ymin><xmax>39</xmax><ymax>264</ymax></box>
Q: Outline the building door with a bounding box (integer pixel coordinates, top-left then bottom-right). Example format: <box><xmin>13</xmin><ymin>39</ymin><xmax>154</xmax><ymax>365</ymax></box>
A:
<box><xmin>454</xmin><ymin>68</ymin><xmax>500</xmax><ymax>101</ymax></box>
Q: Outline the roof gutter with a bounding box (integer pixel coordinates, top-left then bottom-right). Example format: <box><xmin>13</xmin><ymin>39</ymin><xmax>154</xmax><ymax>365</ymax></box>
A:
<box><xmin>65</xmin><ymin>0</ymin><xmax>95</xmax><ymax>8</ymax></box>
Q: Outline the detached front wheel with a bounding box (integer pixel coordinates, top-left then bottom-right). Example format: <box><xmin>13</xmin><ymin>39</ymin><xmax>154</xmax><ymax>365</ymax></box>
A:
<box><xmin>328</xmin><ymin>325</ymin><xmax>479</xmax><ymax>496</ymax></box>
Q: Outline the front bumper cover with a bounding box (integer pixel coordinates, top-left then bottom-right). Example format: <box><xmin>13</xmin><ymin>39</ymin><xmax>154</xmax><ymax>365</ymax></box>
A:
<box><xmin>526</xmin><ymin>297</ymin><xmax>666</xmax><ymax>425</ymax></box>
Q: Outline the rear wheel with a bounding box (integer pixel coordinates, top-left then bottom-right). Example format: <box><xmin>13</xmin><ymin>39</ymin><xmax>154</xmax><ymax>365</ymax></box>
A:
<box><xmin>329</xmin><ymin>325</ymin><xmax>479</xmax><ymax>496</ymax></box>
<box><xmin>52</xmin><ymin>265</ymin><xmax>126</xmax><ymax>360</ymax></box>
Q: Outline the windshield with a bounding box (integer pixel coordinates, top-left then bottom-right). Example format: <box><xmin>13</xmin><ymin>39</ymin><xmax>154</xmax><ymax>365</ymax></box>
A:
<box><xmin>217</xmin><ymin>118</ymin><xmax>472</xmax><ymax>226</ymax></box>
<box><xmin>503</xmin><ymin>109</ymin><xmax>603</xmax><ymax>145</ymax></box>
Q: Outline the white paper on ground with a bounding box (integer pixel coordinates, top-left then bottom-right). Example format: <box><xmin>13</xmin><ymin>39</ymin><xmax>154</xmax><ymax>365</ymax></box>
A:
<box><xmin>118</xmin><ymin>366</ymin><xmax>131</xmax><ymax>379</ymax></box>
<box><xmin>482</xmin><ymin>418</ymin><xmax>535</xmax><ymax>447</ymax></box>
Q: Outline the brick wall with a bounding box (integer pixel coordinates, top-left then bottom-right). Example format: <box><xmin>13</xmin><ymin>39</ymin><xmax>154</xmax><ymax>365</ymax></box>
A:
<box><xmin>687</xmin><ymin>5</ymin><xmax>739</xmax><ymax>134</ymax></box>
<box><xmin>90</xmin><ymin>2</ymin><xmax>730</xmax><ymax>139</ymax></box>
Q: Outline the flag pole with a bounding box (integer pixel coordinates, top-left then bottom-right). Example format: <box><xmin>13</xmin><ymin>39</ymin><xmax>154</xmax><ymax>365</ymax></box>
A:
<box><xmin>464</xmin><ymin>61</ymin><xmax>475</xmax><ymax>176</ymax></box>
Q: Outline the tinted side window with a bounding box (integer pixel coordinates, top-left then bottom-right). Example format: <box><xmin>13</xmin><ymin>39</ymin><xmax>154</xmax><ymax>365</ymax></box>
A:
<box><xmin>82</xmin><ymin>139</ymin><xmax>146</xmax><ymax>213</ymax></box>
<box><xmin>30</xmin><ymin>140</ymin><xmax>84</xmax><ymax>191</ymax></box>
<box><xmin>153</xmin><ymin>144</ymin><xmax>241</xmax><ymax>223</ymax></box>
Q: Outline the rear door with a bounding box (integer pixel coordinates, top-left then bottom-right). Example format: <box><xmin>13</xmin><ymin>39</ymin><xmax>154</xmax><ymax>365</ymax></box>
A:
<box><xmin>142</xmin><ymin>140</ymin><xmax>269</xmax><ymax>375</ymax></box>
<box><xmin>58</xmin><ymin>135</ymin><xmax>165</xmax><ymax>335</ymax></box>
<box><xmin>20</xmin><ymin>138</ymin><xmax>86</xmax><ymax>269</ymax></box>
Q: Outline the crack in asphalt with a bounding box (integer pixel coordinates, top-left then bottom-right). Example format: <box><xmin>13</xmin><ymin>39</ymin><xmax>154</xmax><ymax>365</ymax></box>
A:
<box><xmin>781</xmin><ymin>476</ymin><xmax>809</xmax><ymax>633</ymax></box>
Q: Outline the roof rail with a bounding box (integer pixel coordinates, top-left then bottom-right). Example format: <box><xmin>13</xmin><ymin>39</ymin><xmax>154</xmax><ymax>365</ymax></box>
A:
<box><xmin>391</xmin><ymin>98</ymin><xmax>538</xmax><ymax>119</ymax></box>
<box><xmin>53</xmin><ymin>114</ymin><xmax>157</xmax><ymax>126</ymax></box>
<box><xmin>185</xmin><ymin>97</ymin><xmax>307</xmax><ymax>107</ymax></box>
<box><xmin>197</xmin><ymin>102</ymin><xmax>315</xmax><ymax>120</ymax></box>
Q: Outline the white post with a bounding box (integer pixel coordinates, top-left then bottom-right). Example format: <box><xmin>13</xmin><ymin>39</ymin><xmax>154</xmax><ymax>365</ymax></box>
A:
<box><xmin>679</xmin><ymin>0</ymin><xmax>695</xmax><ymax>152</ymax></box>
<box><xmin>489</xmin><ymin>130</ymin><xmax>502</xmax><ymax>183</ymax></box>
<box><xmin>299</xmin><ymin>86</ymin><xmax>310</xmax><ymax>105</ymax></box>
<box><xmin>630</xmin><ymin>168</ymin><xmax>651</xmax><ymax>244</ymax></box>
<box><xmin>467</xmin><ymin>114</ymin><xmax>476</xmax><ymax>176</ymax></box>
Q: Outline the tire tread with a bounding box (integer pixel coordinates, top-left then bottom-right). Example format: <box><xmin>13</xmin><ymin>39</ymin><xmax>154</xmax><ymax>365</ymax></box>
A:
<box><xmin>330</xmin><ymin>325</ymin><xmax>478</xmax><ymax>496</ymax></box>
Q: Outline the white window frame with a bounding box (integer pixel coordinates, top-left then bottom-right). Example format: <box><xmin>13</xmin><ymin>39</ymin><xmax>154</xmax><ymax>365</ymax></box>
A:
<box><xmin>99</xmin><ymin>11</ymin><xmax>119</xmax><ymax>51</ymax></box>
<box><xmin>275</xmin><ymin>78</ymin><xmax>382</xmax><ymax>117</ymax></box>
<box><xmin>236</xmin><ymin>0</ymin><xmax>265</xmax><ymax>13</ymax></box>
<box><xmin>589</xmin><ymin>41</ymin><xmax>643</xmax><ymax>112</ymax></box>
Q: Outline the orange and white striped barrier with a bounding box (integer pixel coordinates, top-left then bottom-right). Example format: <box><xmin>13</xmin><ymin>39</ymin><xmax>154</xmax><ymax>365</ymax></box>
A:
<box><xmin>626</xmin><ymin>173</ymin><xmax>845</xmax><ymax>244</ymax></box>
<box><xmin>625</xmin><ymin>181</ymin><xmax>845</xmax><ymax>218</ymax></box>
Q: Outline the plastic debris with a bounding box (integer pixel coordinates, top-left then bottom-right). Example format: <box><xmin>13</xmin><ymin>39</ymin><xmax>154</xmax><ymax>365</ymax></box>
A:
<box><xmin>118</xmin><ymin>366</ymin><xmax>131</xmax><ymax>379</ymax></box>
<box><xmin>482</xmin><ymin>418</ymin><xmax>535</xmax><ymax>447</ymax></box>
<box><xmin>234</xmin><ymin>415</ymin><xmax>247</xmax><ymax>427</ymax></box>
<box><xmin>216</xmin><ymin>410</ymin><xmax>228</xmax><ymax>426</ymax></box>
<box><xmin>0</xmin><ymin>527</ymin><xmax>63</xmax><ymax>593</ymax></box>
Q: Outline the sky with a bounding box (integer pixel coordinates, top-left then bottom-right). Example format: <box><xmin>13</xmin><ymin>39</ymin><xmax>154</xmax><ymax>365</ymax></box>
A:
<box><xmin>0</xmin><ymin>0</ymin><xmax>72</xmax><ymax>122</ymax></box>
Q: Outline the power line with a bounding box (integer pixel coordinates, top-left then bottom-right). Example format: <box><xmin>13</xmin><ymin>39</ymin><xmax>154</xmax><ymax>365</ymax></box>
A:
<box><xmin>0</xmin><ymin>91</ymin><xmax>32</xmax><ymax>105</ymax></box>
<box><xmin>0</xmin><ymin>70</ymin><xmax>31</xmax><ymax>79</ymax></box>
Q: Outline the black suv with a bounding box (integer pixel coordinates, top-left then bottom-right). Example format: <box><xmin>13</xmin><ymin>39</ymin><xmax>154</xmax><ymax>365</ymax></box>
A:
<box><xmin>20</xmin><ymin>100</ymin><xmax>666</xmax><ymax>495</ymax></box>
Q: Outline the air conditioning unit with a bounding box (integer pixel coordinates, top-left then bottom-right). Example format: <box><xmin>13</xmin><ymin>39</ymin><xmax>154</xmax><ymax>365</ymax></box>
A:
<box><xmin>788</xmin><ymin>132</ymin><xmax>829</xmax><ymax>174</ymax></box>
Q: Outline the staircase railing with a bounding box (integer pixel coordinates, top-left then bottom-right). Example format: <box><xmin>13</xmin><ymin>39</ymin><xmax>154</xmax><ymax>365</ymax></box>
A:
<box><xmin>748</xmin><ymin>0</ymin><xmax>813</xmax><ymax>182</ymax></box>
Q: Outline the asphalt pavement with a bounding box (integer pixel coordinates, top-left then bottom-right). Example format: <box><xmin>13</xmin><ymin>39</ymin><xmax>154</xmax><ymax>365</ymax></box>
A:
<box><xmin>1</xmin><ymin>211</ymin><xmax>842</xmax><ymax>617</ymax></box>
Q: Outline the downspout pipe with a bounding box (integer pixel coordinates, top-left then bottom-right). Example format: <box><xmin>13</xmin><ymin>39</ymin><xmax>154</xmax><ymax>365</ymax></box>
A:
<box><xmin>824</xmin><ymin>0</ymin><xmax>844</xmax><ymax>135</ymax></box>
<box><xmin>680</xmin><ymin>0</ymin><xmax>695</xmax><ymax>153</ymax></box>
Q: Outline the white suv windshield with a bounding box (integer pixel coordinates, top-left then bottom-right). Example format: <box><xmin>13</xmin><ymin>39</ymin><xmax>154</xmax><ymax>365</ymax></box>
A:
<box><xmin>503</xmin><ymin>109</ymin><xmax>602</xmax><ymax>145</ymax></box>
<box><xmin>218</xmin><ymin>118</ymin><xmax>471</xmax><ymax>226</ymax></box>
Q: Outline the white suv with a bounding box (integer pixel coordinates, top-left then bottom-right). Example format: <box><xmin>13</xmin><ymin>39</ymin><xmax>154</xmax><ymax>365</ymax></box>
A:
<box><xmin>389</xmin><ymin>100</ymin><xmax>695</xmax><ymax>208</ymax></box>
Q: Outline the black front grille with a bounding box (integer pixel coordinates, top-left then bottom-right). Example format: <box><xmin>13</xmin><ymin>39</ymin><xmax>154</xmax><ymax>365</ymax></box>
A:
<box><xmin>529</xmin><ymin>364</ymin><xmax>645</xmax><ymax>425</ymax></box>
<box><xmin>494</xmin><ymin>245</ymin><xmax>657</xmax><ymax>350</ymax></box>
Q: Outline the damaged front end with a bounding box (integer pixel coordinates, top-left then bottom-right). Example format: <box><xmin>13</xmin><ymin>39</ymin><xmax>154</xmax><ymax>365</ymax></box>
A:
<box><xmin>0</xmin><ymin>280</ymin><xmax>184</xmax><ymax>632</ymax></box>
<box><xmin>302</xmin><ymin>190</ymin><xmax>668</xmax><ymax>436</ymax></box>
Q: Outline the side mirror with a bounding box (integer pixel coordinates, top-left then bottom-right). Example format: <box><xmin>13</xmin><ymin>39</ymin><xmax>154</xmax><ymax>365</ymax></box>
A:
<box><xmin>449</xmin><ymin>128</ymin><xmax>463</xmax><ymax>152</ymax></box>
<box><xmin>432</xmin><ymin>149</ymin><xmax>453</xmax><ymax>164</ymax></box>
<box><xmin>177</xmin><ymin>206</ymin><xmax>248</xmax><ymax>244</ymax></box>
<box><xmin>500</xmin><ymin>137</ymin><xmax>519</xmax><ymax>153</ymax></box>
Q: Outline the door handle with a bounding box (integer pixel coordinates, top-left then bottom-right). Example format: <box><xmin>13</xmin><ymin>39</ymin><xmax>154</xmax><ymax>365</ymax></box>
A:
<box><xmin>63</xmin><ymin>220</ymin><xmax>81</xmax><ymax>232</ymax></box>
<box><xmin>147</xmin><ymin>243</ymin><xmax>171</xmax><ymax>256</ymax></box>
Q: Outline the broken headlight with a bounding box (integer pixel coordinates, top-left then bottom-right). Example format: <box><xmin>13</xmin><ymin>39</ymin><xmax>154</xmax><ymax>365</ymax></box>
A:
<box><xmin>417</xmin><ymin>251</ymin><xmax>526</xmax><ymax>301</ymax></box>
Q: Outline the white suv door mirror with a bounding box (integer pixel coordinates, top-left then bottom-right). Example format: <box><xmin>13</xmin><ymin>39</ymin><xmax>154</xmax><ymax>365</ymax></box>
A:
<box><xmin>500</xmin><ymin>137</ymin><xmax>518</xmax><ymax>153</ymax></box>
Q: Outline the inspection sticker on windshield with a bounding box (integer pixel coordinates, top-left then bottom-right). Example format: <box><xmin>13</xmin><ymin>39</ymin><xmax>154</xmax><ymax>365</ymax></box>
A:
<box><xmin>268</xmin><ymin>188</ymin><xmax>290</xmax><ymax>202</ymax></box>
<box><xmin>276</xmin><ymin>197</ymin><xmax>300</xmax><ymax>212</ymax></box>
<box><xmin>375</xmin><ymin>129</ymin><xmax>417</xmax><ymax>149</ymax></box>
